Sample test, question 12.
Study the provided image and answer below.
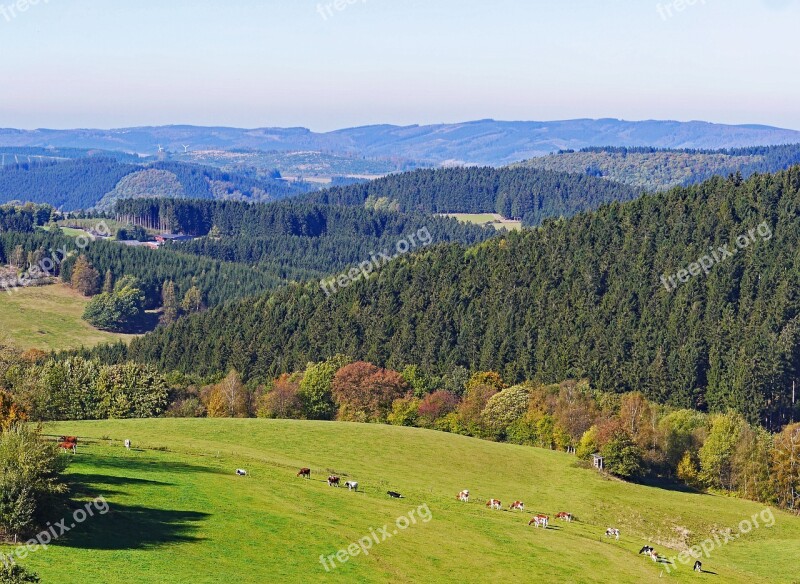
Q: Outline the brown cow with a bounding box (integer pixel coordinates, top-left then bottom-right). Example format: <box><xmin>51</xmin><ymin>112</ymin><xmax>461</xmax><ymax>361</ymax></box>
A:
<box><xmin>58</xmin><ymin>442</ymin><xmax>77</xmax><ymax>454</ymax></box>
<box><xmin>327</xmin><ymin>476</ymin><xmax>340</xmax><ymax>487</ymax></box>
<box><xmin>556</xmin><ymin>512</ymin><xmax>573</xmax><ymax>522</ymax></box>
<box><xmin>297</xmin><ymin>468</ymin><xmax>311</xmax><ymax>479</ymax></box>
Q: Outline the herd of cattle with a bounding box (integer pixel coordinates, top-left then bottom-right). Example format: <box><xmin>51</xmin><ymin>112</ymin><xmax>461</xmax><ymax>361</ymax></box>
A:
<box><xmin>292</xmin><ymin>468</ymin><xmax>700</xmax><ymax>570</ymax></box>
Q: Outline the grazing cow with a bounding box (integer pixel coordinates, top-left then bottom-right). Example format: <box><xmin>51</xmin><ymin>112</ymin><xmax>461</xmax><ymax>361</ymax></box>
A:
<box><xmin>124</xmin><ymin>439</ymin><xmax>131</xmax><ymax>450</ymax></box>
<box><xmin>639</xmin><ymin>546</ymin><xmax>654</xmax><ymax>555</ymax></box>
<box><xmin>486</xmin><ymin>499</ymin><xmax>502</xmax><ymax>510</ymax></box>
<box><xmin>297</xmin><ymin>468</ymin><xmax>311</xmax><ymax>479</ymax></box>
<box><xmin>529</xmin><ymin>515</ymin><xmax>549</xmax><ymax>528</ymax></box>
<box><xmin>344</xmin><ymin>481</ymin><xmax>358</xmax><ymax>491</ymax></box>
<box><xmin>327</xmin><ymin>476</ymin><xmax>340</xmax><ymax>487</ymax></box>
<box><xmin>605</xmin><ymin>528</ymin><xmax>620</xmax><ymax>540</ymax></box>
<box><xmin>556</xmin><ymin>512</ymin><xmax>573</xmax><ymax>522</ymax></box>
<box><xmin>58</xmin><ymin>442</ymin><xmax>77</xmax><ymax>454</ymax></box>
<box><xmin>509</xmin><ymin>501</ymin><xmax>525</xmax><ymax>511</ymax></box>
<box><xmin>236</xmin><ymin>469</ymin><xmax>248</xmax><ymax>476</ymax></box>
<box><xmin>387</xmin><ymin>491</ymin><xmax>403</xmax><ymax>499</ymax></box>
<box><xmin>457</xmin><ymin>490</ymin><xmax>470</xmax><ymax>503</ymax></box>
<box><xmin>693</xmin><ymin>561</ymin><xmax>702</xmax><ymax>573</ymax></box>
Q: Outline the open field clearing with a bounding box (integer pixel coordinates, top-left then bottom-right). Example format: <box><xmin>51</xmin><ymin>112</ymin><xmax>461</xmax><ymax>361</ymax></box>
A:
<box><xmin>0</xmin><ymin>283</ymin><xmax>136</xmax><ymax>351</ymax></box>
<box><xmin>443</xmin><ymin>213</ymin><xmax>524</xmax><ymax>231</ymax></box>
<box><xmin>9</xmin><ymin>419</ymin><xmax>798</xmax><ymax>583</ymax></box>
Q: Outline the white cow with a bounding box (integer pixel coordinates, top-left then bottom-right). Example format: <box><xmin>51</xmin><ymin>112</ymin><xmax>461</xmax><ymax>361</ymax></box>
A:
<box><xmin>457</xmin><ymin>490</ymin><xmax>470</xmax><ymax>502</ymax></box>
<box><xmin>345</xmin><ymin>481</ymin><xmax>359</xmax><ymax>491</ymax></box>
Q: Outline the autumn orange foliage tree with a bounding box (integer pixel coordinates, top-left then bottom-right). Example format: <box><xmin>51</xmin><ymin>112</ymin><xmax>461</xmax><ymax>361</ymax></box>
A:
<box><xmin>332</xmin><ymin>362</ymin><xmax>408</xmax><ymax>423</ymax></box>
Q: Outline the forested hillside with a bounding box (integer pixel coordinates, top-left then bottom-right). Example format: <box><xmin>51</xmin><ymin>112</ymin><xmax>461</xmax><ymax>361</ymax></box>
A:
<box><xmin>115</xmin><ymin>198</ymin><xmax>495</xmax><ymax>275</ymax></box>
<box><xmin>107</xmin><ymin>167</ymin><xmax>800</xmax><ymax>428</ymax></box>
<box><xmin>0</xmin><ymin>230</ymin><xmax>281</xmax><ymax>308</ymax></box>
<box><xmin>300</xmin><ymin>166</ymin><xmax>641</xmax><ymax>226</ymax></box>
<box><xmin>0</xmin><ymin>157</ymin><xmax>310</xmax><ymax>210</ymax></box>
<box><xmin>0</xmin><ymin>200</ymin><xmax>494</xmax><ymax>309</ymax></box>
<box><xmin>516</xmin><ymin>144</ymin><xmax>800</xmax><ymax>191</ymax></box>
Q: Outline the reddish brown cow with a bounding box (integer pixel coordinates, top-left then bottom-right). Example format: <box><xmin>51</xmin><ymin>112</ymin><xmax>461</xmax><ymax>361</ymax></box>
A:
<box><xmin>59</xmin><ymin>436</ymin><xmax>78</xmax><ymax>445</ymax></box>
<box><xmin>556</xmin><ymin>512</ymin><xmax>573</xmax><ymax>522</ymax></box>
<box><xmin>327</xmin><ymin>476</ymin><xmax>340</xmax><ymax>487</ymax></box>
<box><xmin>297</xmin><ymin>468</ymin><xmax>311</xmax><ymax>479</ymax></box>
<box><xmin>58</xmin><ymin>442</ymin><xmax>77</xmax><ymax>454</ymax></box>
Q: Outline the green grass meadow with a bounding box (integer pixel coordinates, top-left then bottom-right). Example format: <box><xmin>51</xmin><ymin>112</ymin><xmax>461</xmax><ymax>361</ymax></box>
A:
<box><xmin>442</xmin><ymin>213</ymin><xmax>524</xmax><ymax>231</ymax></box>
<box><xmin>4</xmin><ymin>419</ymin><xmax>796</xmax><ymax>583</ymax></box>
<box><xmin>0</xmin><ymin>284</ymin><xmax>136</xmax><ymax>351</ymax></box>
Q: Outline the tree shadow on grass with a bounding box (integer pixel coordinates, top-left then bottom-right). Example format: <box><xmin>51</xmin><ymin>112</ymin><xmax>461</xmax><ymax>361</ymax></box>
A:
<box><xmin>638</xmin><ymin>476</ymin><xmax>706</xmax><ymax>495</ymax></box>
<box><xmin>71</xmin><ymin>453</ymin><xmax>226</xmax><ymax>477</ymax></box>
<box><xmin>54</xmin><ymin>456</ymin><xmax>216</xmax><ymax>550</ymax></box>
<box><xmin>68</xmin><ymin>473</ymin><xmax>173</xmax><ymax>498</ymax></box>
<box><xmin>53</xmin><ymin>503</ymin><xmax>209</xmax><ymax>551</ymax></box>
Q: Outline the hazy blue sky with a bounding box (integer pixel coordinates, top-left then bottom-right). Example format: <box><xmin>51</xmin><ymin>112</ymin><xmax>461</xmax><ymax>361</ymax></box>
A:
<box><xmin>0</xmin><ymin>0</ymin><xmax>798</xmax><ymax>131</ymax></box>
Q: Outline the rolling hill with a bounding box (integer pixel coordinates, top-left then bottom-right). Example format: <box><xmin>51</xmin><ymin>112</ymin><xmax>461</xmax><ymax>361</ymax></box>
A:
<box><xmin>514</xmin><ymin>145</ymin><xmax>800</xmax><ymax>191</ymax></box>
<box><xmin>299</xmin><ymin>166</ymin><xmax>641</xmax><ymax>227</ymax></box>
<box><xmin>3</xmin><ymin>119</ymin><xmax>800</xmax><ymax>165</ymax></box>
<box><xmin>0</xmin><ymin>157</ymin><xmax>311</xmax><ymax>211</ymax></box>
<box><xmin>15</xmin><ymin>418</ymin><xmax>797</xmax><ymax>583</ymax></box>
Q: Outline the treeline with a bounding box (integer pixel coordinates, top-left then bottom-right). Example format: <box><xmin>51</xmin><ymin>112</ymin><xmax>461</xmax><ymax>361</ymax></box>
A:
<box><xmin>296</xmin><ymin>167</ymin><xmax>641</xmax><ymax>226</ymax></box>
<box><xmin>0</xmin><ymin>157</ymin><xmax>311</xmax><ymax>211</ymax></box>
<box><xmin>0</xmin><ymin>203</ymin><xmax>55</xmax><ymax>233</ymax></box>
<box><xmin>105</xmin><ymin>167</ymin><xmax>800</xmax><ymax>429</ymax></box>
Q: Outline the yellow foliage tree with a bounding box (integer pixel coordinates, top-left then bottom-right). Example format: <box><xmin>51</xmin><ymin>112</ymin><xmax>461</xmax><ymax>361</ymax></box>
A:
<box><xmin>0</xmin><ymin>389</ymin><xmax>27</xmax><ymax>431</ymax></box>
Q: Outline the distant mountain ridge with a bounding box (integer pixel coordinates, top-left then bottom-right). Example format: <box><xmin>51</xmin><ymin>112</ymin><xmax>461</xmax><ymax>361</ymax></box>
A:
<box><xmin>2</xmin><ymin>119</ymin><xmax>800</xmax><ymax>166</ymax></box>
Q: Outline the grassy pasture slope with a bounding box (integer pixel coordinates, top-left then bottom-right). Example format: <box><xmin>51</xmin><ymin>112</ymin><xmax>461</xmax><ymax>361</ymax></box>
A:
<box><xmin>442</xmin><ymin>213</ymin><xmax>523</xmax><ymax>231</ymax></box>
<box><xmin>0</xmin><ymin>284</ymin><xmax>136</xmax><ymax>351</ymax></box>
<box><xmin>14</xmin><ymin>419</ymin><xmax>799</xmax><ymax>583</ymax></box>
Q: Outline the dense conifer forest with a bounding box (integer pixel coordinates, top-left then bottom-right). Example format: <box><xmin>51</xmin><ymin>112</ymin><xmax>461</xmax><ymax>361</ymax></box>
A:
<box><xmin>100</xmin><ymin>167</ymin><xmax>800</xmax><ymax>429</ymax></box>
<box><xmin>297</xmin><ymin>166</ymin><xmax>642</xmax><ymax>226</ymax></box>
